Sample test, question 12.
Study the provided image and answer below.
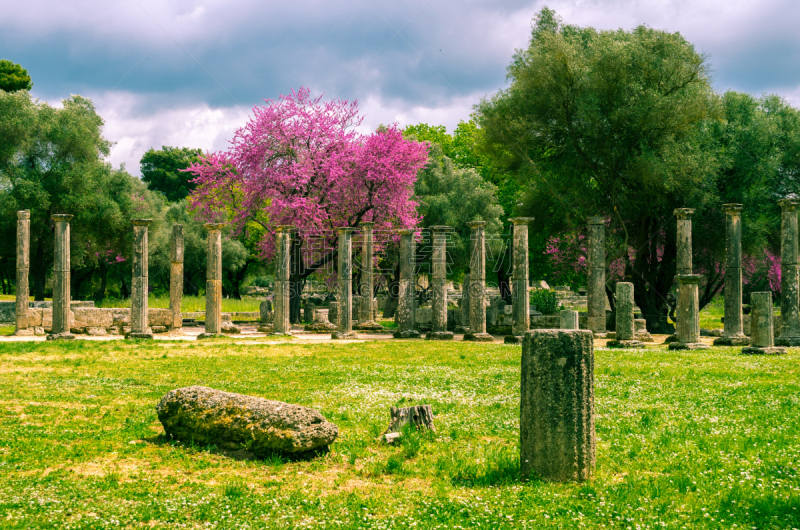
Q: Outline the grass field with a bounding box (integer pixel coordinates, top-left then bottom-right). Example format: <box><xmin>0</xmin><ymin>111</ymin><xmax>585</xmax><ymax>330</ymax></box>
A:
<box><xmin>0</xmin><ymin>338</ymin><xmax>798</xmax><ymax>529</ymax></box>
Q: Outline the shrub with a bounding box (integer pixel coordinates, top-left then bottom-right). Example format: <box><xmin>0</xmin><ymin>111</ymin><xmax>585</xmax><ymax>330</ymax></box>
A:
<box><xmin>530</xmin><ymin>289</ymin><xmax>559</xmax><ymax>315</ymax></box>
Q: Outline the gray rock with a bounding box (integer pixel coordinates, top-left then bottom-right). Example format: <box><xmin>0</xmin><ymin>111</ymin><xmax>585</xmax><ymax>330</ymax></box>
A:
<box><xmin>157</xmin><ymin>386</ymin><xmax>338</xmax><ymax>455</ymax></box>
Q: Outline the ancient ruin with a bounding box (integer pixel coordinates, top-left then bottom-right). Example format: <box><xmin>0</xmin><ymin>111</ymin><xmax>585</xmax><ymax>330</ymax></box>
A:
<box><xmin>47</xmin><ymin>214</ymin><xmax>75</xmax><ymax>341</ymax></box>
<box><xmin>776</xmin><ymin>199</ymin><xmax>800</xmax><ymax>347</ymax></box>
<box><xmin>427</xmin><ymin>226</ymin><xmax>454</xmax><ymax>340</ymax></box>
<box><xmin>128</xmin><ymin>219</ymin><xmax>153</xmax><ymax>339</ymax></box>
<box><xmin>743</xmin><ymin>292</ymin><xmax>786</xmax><ymax>355</ymax></box>
<box><xmin>714</xmin><ymin>204</ymin><xmax>749</xmax><ymax>346</ymax></box>
<box><xmin>14</xmin><ymin>210</ymin><xmax>31</xmax><ymax>336</ymax></box>
<box><xmin>586</xmin><ymin>217</ymin><xmax>607</xmax><ymax>334</ymax></box>
<box><xmin>669</xmin><ymin>274</ymin><xmax>708</xmax><ymax>350</ymax></box>
<box><xmin>332</xmin><ymin>228</ymin><xmax>358</xmax><ymax>339</ymax></box>
<box><xmin>464</xmin><ymin>221</ymin><xmax>492</xmax><ymax>342</ymax></box>
<box><xmin>505</xmin><ymin>218</ymin><xmax>533</xmax><ymax>344</ymax></box>
<box><xmin>394</xmin><ymin>229</ymin><xmax>420</xmax><ymax>339</ymax></box>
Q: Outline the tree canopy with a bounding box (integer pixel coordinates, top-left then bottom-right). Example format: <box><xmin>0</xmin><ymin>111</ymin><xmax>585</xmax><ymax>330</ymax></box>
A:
<box><xmin>0</xmin><ymin>60</ymin><xmax>32</xmax><ymax>92</ymax></box>
<box><xmin>140</xmin><ymin>146</ymin><xmax>203</xmax><ymax>202</ymax></box>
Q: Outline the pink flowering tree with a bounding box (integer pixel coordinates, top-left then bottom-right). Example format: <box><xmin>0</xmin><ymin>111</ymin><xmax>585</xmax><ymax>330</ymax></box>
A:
<box><xmin>187</xmin><ymin>88</ymin><xmax>429</xmax><ymax>322</ymax></box>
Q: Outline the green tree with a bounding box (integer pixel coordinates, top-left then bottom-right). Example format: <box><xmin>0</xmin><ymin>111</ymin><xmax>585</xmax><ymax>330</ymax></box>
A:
<box><xmin>140</xmin><ymin>146</ymin><xmax>202</xmax><ymax>202</ymax></box>
<box><xmin>0</xmin><ymin>60</ymin><xmax>32</xmax><ymax>92</ymax></box>
<box><xmin>0</xmin><ymin>91</ymin><xmax>165</xmax><ymax>300</ymax></box>
<box><xmin>476</xmin><ymin>8</ymin><xmax>720</xmax><ymax>331</ymax></box>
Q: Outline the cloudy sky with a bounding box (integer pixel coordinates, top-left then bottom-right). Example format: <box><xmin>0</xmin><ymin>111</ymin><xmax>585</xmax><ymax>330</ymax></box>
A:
<box><xmin>4</xmin><ymin>0</ymin><xmax>800</xmax><ymax>175</ymax></box>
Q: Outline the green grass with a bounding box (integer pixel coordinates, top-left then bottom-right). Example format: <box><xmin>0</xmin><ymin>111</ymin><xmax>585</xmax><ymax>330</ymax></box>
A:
<box><xmin>699</xmin><ymin>296</ymin><xmax>724</xmax><ymax>330</ymax></box>
<box><xmin>1</xmin><ymin>339</ymin><xmax>798</xmax><ymax>528</ymax></box>
<box><xmin>95</xmin><ymin>295</ymin><xmax>261</xmax><ymax>313</ymax></box>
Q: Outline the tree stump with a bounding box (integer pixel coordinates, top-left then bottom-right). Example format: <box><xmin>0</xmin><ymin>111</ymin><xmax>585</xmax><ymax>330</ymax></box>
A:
<box><xmin>388</xmin><ymin>405</ymin><xmax>435</xmax><ymax>433</ymax></box>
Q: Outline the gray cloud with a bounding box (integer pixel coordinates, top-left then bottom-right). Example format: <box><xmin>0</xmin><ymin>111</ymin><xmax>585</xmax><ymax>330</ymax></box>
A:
<box><xmin>3</xmin><ymin>0</ymin><xmax>798</xmax><ymax>173</ymax></box>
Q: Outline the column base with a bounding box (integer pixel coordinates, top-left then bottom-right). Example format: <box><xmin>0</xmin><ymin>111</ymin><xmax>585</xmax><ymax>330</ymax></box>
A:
<box><xmin>393</xmin><ymin>330</ymin><xmax>421</xmax><ymax>339</ymax></box>
<box><xmin>332</xmin><ymin>331</ymin><xmax>359</xmax><ymax>340</ymax></box>
<box><xmin>775</xmin><ymin>335</ymin><xmax>800</xmax><ymax>347</ymax></box>
<box><xmin>46</xmin><ymin>332</ymin><xmax>75</xmax><ymax>341</ymax></box>
<box><xmin>353</xmin><ymin>321</ymin><xmax>385</xmax><ymax>332</ymax></box>
<box><xmin>668</xmin><ymin>342</ymin><xmax>709</xmax><ymax>350</ymax></box>
<box><xmin>463</xmin><ymin>332</ymin><xmax>494</xmax><ymax>342</ymax></box>
<box><xmin>197</xmin><ymin>333</ymin><xmax>226</xmax><ymax>339</ymax></box>
<box><xmin>503</xmin><ymin>335</ymin><xmax>524</xmax><ymax>344</ymax></box>
<box><xmin>126</xmin><ymin>332</ymin><xmax>154</xmax><ymax>340</ymax></box>
<box><xmin>663</xmin><ymin>334</ymin><xmax>679</xmax><ymax>344</ymax></box>
<box><xmin>303</xmin><ymin>323</ymin><xmax>336</xmax><ymax>333</ymax></box>
<box><xmin>426</xmin><ymin>331</ymin><xmax>454</xmax><ymax>340</ymax></box>
<box><xmin>606</xmin><ymin>340</ymin><xmax>646</xmax><ymax>349</ymax></box>
<box><xmin>713</xmin><ymin>335</ymin><xmax>750</xmax><ymax>346</ymax></box>
<box><xmin>742</xmin><ymin>346</ymin><xmax>786</xmax><ymax>355</ymax></box>
<box><xmin>257</xmin><ymin>323</ymin><xmax>275</xmax><ymax>333</ymax></box>
<box><xmin>13</xmin><ymin>328</ymin><xmax>35</xmax><ymax>336</ymax></box>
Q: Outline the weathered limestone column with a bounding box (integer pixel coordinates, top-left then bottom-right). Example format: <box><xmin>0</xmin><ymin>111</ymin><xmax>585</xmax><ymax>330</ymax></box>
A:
<box><xmin>199</xmin><ymin>223</ymin><xmax>224</xmax><ymax>338</ymax></box>
<box><xmin>169</xmin><ymin>224</ymin><xmax>184</xmax><ymax>330</ymax></box>
<box><xmin>128</xmin><ymin>219</ymin><xmax>153</xmax><ymax>339</ymax></box>
<box><xmin>465</xmin><ymin>221</ymin><xmax>493</xmax><ymax>342</ymax></box>
<box><xmin>714</xmin><ymin>205</ymin><xmax>749</xmax><ymax>346</ymax></box>
<box><xmin>394</xmin><ymin>229</ymin><xmax>420</xmax><ymax>339</ymax></box>
<box><xmin>47</xmin><ymin>214</ymin><xmax>74</xmax><ymax>341</ymax></box>
<box><xmin>505</xmin><ymin>218</ymin><xmax>534</xmax><ymax>344</ymax></box>
<box><xmin>521</xmin><ymin>330</ymin><xmax>595</xmax><ymax>482</ymax></box>
<box><xmin>669</xmin><ymin>274</ymin><xmax>708</xmax><ymax>350</ymax></box>
<box><xmin>14</xmin><ymin>210</ymin><xmax>31</xmax><ymax>335</ymax></box>
<box><xmin>776</xmin><ymin>199</ymin><xmax>800</xmax><ymax>346</ymax></box>
<box><xmin>427</xmin><ymin>226</ymin><xmax>454</xmax><ymax>340</ymax></box>
<box><xmin>273</xmin><ymin>225</ymin><xmax>293</xmax><ymax>335</ymax></box>
<box><xmin>607</xmin><ymin>282</ymin><xmax>644</xmax><ymax>348</ymax></box>
<box><xmin>674</xmin><ymin>208</ymin><xmax>695</xmax><ymax>276</ymax></box>
<box><xmin>560</xmin><ymin>309</ymin><xmax>579</xmax><ymax>329</ymax></box>
<box><xmin>354</xmin><ymin>223</ymin><xmax>382</xmax><ymax>332</ymax></box>
<box><xmin>743</xmin><ymin>292</ymin><xmax>786</xmax><ymax>355</ymax></box>
<box><xmin>332</xmin><ymin>228</ymin><xmax>358</xmax><ymax>339</ymax></box>
<box><xmin>587</xmin><ymin>217</ymin><xmax>607</xmax><ymax>334</ymax></box>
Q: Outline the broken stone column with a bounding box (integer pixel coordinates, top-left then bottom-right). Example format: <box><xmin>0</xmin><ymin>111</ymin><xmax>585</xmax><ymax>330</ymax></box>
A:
<box><xmin>674</xmin><ymin>208</ymin><xmax>695</xmax><ymax>275</ymax></box>
<box><xmin>47</xmin><ymin>214</ymin><xmax>75</xmax><ymax>340</ymax></box>
<box><xmin>354</xmin><ymin>223</ymin><xmax>382</xmax><ymax>332</ymax></box>
<box><xmin>560</xmin><ymin>309</ymin><xmax>579</xmax><ymax>330</ymax></box>
<box><xmin>169</xmin><ymin>224</ymin><xmax>184</xmax><ymax>330</ymax></box>
<box><xmin>521</xmin><ymin>330</ymin><xmax>595</xmax><ymax>482</ymax></box>
<box><xmin>714</xmin><ymin>204</ymin><xmax>749</xmax><ymax>346</ymax></box>
<box><xmin>669</xmin><ymin>274</ymin><xmax>708</xmax><ymax>350</ymax></box>
<box><xmin>427</xmin><ymin>226</ymin><xmax>454</xmax><ymax>340</ymax></box>
<box><xmin>776</xmin><ymin>199</ymin><xmax>800</xmax><ymax>347</ymax></box>
<box><xmin>332</xmin><ymin>228</ymin><xmax>358</xmax><ymax>339</ymax></box>
<box><xmin>199</xmin><ymin>223</ymin><xmax>224</xmax><ymax>338</ymax></box>
<box><xmin>464</xmin><ymin>221</ymin><xmax>493</xmax><ymax>342</ymax></box>
<box><xmin>273</xmin><ymin>225</ymin><xmax>293</xmax><ymax>335</ymax></box>
<box><xmin>505</xmin><ymin>218</ymin><xmax>534</xmax><ymax>344</ymax></box>
<box><xmin>394</xmin><ymin>229</ymin><xmax>420</xmax><ymax>339</ymax></box>
<box><xmin>587</xmin><ymin>217</ymin><xmax>607</xmax><ymax>334</ymax></box>
<box><xmin>607</xmin><ymin>282</ymin><xmax>644</xmax><ymax>348</ymax></box>
<box><xmin>14</xmin><ymin>210</ymin><xmax>31</xmax><ymax>336</ymax></box>
<box><xmin>743</xmin><ymin>292</ymin><xmax>785</xmax><ymax>355</ymax></box>
<box><xmin>128</xmin><ymin>219</ymin><xmax>153</xmax><ymax>339</ymax></box>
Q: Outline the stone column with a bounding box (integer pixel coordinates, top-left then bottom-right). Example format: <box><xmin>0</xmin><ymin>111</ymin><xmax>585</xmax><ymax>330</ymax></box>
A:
<box><xmin>128</xmin><ymin>219</ymin><xmax>153</xmax><ymax>339</ymax></box>
<box><xmin>560</xmin><ymin>309</ymin><xmax>579</xmax><ymax>329</ymax></box>
<box><xmin>504</xmin><ymin>218</ymin><xmax>534</xmax><ymax>344</ymax></box>
<box><xmin>743</xmin><ymin>292</ymin><xmax>786</xmax><ymax>355</ymax></box>
<box><xmin>14</xmin><ymin>210</ymin><xmax>31</xmax><ymax>335</ymax></box>
<box><xmin>354</xmin><ymin>223</ymin><xmax>382</xmax><ymax>331</ymax></box>
<box><xmin>668</xmin><ymin>274</ymin><xmax>708</xmax><ymax>350</ymax></box>
<box><xmin>47</xmin><ymin>214</ymin><xmax>74</xmax><ymax>340</ymax></box>
<box><xmin>332</xmin><ymin>228</ymin><xmax>358</xmax><ymax>339</ymax></box>
<box><xmin>715</xmin><ymin>205</ymin><xmax>749</xmax><ymax>346</ymax></box>
<box><xmin>427</xmin><ymin>226</ymin><xmax>454</xmax><ymax>340</ymax></box>
<box><xmin>776</xmin><ymin>199</ymin><xmax>800</xmax><ymax>346</ymax></box>
<box><xmin>587</xmin><ymin>217</ymin><xmax>607</xmax><ymax>334</ymax></box>
<box><xmin>169</xmin><ymin>224</ymin><xmax>184</xmax><ymax>330</ymax></box>
<box><xmin>199</xmin><ymin>223</ymin><xmax>224</xmax><ymax>338</ymax></box>
<box><xmin>394</xmin><ymin>229</ymin><xmax>420</xmax><ymax>338</ymax></box>
<box><xmin>273</xmin><ymin>225</ymin><xmax>293</xmax><ymax>335</ymax></box>
<box><xmin>465</xmin><ymin>221</ymin><xmax>493</xmax><ymax>342</ymax></box>
<box><xmin>607</xmin><ymin>282</ymin><xmax>644</xmax><ymax>348</ymax></box>
<box><xmin>674</xmin><ymin>208</ymin><xmax>695</xmax><ymax>275</ymax></box>
<box><xmin>521</xmin><ymin>330</ymin><xmax>595</xmax><ymax>482</ymax></box>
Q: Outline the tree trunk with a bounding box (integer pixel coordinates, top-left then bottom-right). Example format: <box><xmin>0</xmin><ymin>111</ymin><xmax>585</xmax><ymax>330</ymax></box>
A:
<box><xmin>388</xmin><ymin>405</ymin><xmax>435</xmax><ymax>433</ymax></box>
<box><xmin>382</xmin><ymin>262</ymin><xmax>400</xmax><ymax>318</ymax></box>
<box><xmin>32</xmin><ymin>243</ymin><xmax>46</xmax><ymax>301</ymax></box>
<box><xmin>93</xmin><ymin>263</ymin><xmax>108</xmax><ymax>302</ymax></box>
<box><xmin>289</xmin><ymin>274</ymin><xmax>305</xmax><ymax>324</ymax></box>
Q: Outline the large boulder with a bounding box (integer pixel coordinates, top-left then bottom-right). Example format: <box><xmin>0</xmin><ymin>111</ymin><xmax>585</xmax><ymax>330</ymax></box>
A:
<box><xmin>156</xmin><ymin>386</ymin><xmax>338</xmax><ymax>455</ymax></box>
